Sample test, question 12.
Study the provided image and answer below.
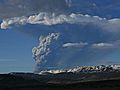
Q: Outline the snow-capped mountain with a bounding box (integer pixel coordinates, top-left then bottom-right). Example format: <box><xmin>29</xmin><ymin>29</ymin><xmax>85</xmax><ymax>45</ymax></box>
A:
<box><xmin>39</xmin><ymin>64</ymin><xmax>120</xmax><ymax>74</ymax></box>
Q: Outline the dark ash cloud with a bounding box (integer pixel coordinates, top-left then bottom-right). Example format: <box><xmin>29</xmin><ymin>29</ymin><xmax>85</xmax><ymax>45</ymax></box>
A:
<box><xmin>0</xmin><ymin>0</ymin><xmax>69</xmax><ymax>19</ymax></box>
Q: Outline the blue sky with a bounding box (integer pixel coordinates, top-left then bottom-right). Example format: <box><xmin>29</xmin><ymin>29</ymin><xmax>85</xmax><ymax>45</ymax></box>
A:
<box><xmin>0</xmin><ymin>0</ymin><xmax>120</xmax><ymax>73</ymax></box>
<box><xmin>0</xmin><ymin>29</ymin><xmax>36</xmax><ymax>73</ymax></box>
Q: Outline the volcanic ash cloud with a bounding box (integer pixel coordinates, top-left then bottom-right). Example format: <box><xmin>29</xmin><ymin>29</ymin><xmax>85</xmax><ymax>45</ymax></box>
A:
<box><xmin>32</xmin><ymin>33</ymin><xmax>60</xmax><ymax>65</ymax></box>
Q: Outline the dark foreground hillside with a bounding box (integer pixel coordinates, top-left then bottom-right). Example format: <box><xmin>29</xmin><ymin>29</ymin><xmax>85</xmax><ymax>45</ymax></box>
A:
<box><xmin>1</xmin><ymin>79</ymin><xmax>120</xmax><ymax>90</ymax></box>
<box><xmin>0</xmin><ymin>72</ymin><xmax>120</xmax><ymax>90</ymax></box>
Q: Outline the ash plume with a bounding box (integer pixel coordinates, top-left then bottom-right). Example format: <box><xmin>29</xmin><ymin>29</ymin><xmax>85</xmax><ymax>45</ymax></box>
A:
<box><xmin>32</xmin><ymin>33</ymin><xmax>60</xmax><ymax>65</ymax></box>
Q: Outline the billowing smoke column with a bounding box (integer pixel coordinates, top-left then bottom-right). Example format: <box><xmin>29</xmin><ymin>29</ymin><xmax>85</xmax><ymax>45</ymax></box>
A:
<box><xmin>32</xmin><ymin>33</ymin><xmax>60</xmax><ymax>70</ymax></box>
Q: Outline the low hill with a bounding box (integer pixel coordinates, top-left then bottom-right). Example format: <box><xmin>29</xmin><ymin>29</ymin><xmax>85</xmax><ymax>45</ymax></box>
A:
<box><xmin>0</xmin><ymin>71</ymin><xmax>120</xmax><ymax>90</ymax></box>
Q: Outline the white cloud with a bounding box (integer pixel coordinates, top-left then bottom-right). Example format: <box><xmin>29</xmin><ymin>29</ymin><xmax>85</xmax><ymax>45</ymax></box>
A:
<box><xmin>1</xmin><ymin>12</ymin><xmax>120</xmax><ymax>33</ymax></box>
<box><xmin>0</xmin><ymin>12</ymin><xmax>106</xmax><ymax>29</ymax></box>
<box><xmin>104</xmin><ymin>19</ymin><xmax>120</xmax><ymax>32</ymax></box>
<box><xmin>63</xmin><ymin>42</ymin><xmax>88</xmax><ymax>48</ymax></box>
<box><xmin>1</xmin><ymin>16</ymin><xmax>28</xmax><ymax>29</ymax></box>
<box><xmin>32</xmin><ymin>33</ymin><xmax>60</xmax><ymax>63</ymax></box>
<box><xmin>92</xmin><ymin>43</ymin><xmax>114</xmax><ymax>49</ymax></box>
<box><xmin>91</xmin><ymin>40</ymin><xmax>120</xmax><ymax>49</ymax></box>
